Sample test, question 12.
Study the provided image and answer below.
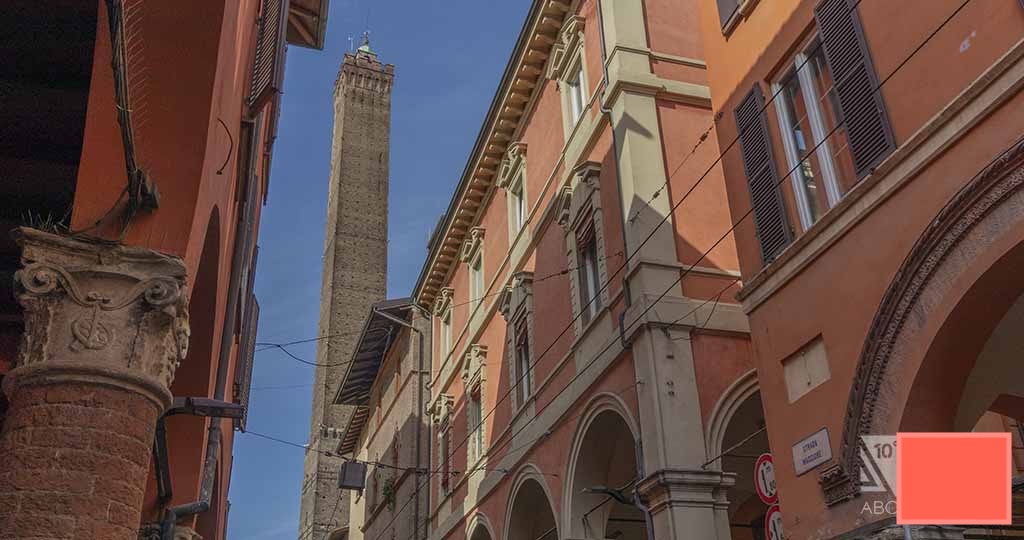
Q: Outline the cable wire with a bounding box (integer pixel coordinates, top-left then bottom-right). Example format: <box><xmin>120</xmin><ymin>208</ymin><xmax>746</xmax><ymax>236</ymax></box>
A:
<box><xmin>371</xmin><ymin>4</ymin><xmax>973</xmax><ymax>537</ymax></box>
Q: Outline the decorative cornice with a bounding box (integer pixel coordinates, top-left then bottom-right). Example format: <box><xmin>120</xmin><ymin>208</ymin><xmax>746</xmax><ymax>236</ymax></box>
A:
<box><xmin>498</xmin><ymin>142</ymin><xmax>528</xmax><ymax>189</ymax></box>
<box><xmin>499</xmin><ymin>271</ymin><xmax>535</xmax><ymax>321</ymax></box>
<box><xmin>414</xmin><ymin>0</ymin><xmax>572</xmax><ymax>309</ymax></box>
<box><xmin>434</xmin><ymin>287</ymin><xmax>455</xmax><ymax>316</ymax></box>
<box><xmin>461</xmin><ymin>227</ymin><xmax>486</xmax><ymax>262</ymax></box>
<box><xmin>430</xmin><ymin>393</ymin><xmax>455</xmax><ymax>425</ymax></box>
<box><xmin>559</xmin><ymin>161</ymin><xmax>602</xmax><ymax>232</ymax></box>
<box><xmin>822</xmin><ymin>137</ymin><xmax>1024</xmax><ymax>506</ymax></box>
<box><xmin>7</xmin><ymin>227</ymin><xmax>190</xmax><ymax>411</ymax></box>
<box><xmin>547</xmin><ymin>15</ymin><xmax>585</xmax><ymax>80</ymax></box>
<box><xmin>462</xmin><ymin>344</ymin><xmax>488</xmax><ymax>388</ymax></box>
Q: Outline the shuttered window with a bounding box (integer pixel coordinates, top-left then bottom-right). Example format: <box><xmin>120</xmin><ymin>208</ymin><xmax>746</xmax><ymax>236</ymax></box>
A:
<box><xmin>249</xmin><ymin>0</ymin><xmax>288</xmax><ymax>109</ymax></box>
<box><xmin>814</xmin><ymin>0</ymin><xmax>894</xmax><ymax>178</ymax></box>
<box><xmin>233</xmin><ymin>294</ymin><xmax>259</xmax><ymax>431</ymax></box>
<box><xmin>735</xmin><ymin>85</ymin><xmax>793</xmax><ymax>264</ymax></box>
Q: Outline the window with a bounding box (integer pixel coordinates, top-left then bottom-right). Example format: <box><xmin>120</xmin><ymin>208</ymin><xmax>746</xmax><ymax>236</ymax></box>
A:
<box><xmin>439</xmin><ymin>423</ymin><xmax>451</xmax><ymax>494</ymax></box>
<box><xmin>513</xmin><ymin>317</ymin><xmax>532</xmax><ymax>405</ymax></box>
<box><xmin>509</xmin><ymin>173</ymin><xmax>526</xmax><ymax>234</ymax></box>
<box><xmin>566</xmin><ymin>62</ymin><xmax>585</xmax><ymax>126</ymax></box>
<box><xmin>468</xmin><ymin>386</ymin><xmax>484</xmax><ymax>462</ymax></box>
<box><xmin>440</xmin><ymin>309</ymin><xmax>452</xmax><ymax>360</ymax></box>
<box><xmin>469</xmin><ymin>253</ymin><xmax>483</xmax><ymax>312</ymax></box>
<box><xmin>717</xmin><ymin>0</ymin><xmax>741</xmax><ymax>27</ymax></box>
<box><xmin>774</xmin><ymin>38</ymin><xmax>857</xmax><ymax>230</ymax></box>
<box><xmin>577</xmin><ymin>229</ymin><xmax>601</xmax><ymax>325</ymax></box>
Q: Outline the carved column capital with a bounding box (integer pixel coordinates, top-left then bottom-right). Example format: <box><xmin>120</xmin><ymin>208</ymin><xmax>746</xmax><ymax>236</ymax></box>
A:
<box><xmin>5</xmin><ymin>227</ymin><xmax>190</xmax><ymax>411</ymax></box>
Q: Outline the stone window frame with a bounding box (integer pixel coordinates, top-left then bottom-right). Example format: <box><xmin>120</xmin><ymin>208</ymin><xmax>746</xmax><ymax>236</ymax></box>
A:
<box><xmin>558</xmin><ymin>161</ymin><xmax>610</xmax><ymax>337</ymax></box>
<box><xmin>461</xmin><ymin>227</ymin><xmax>486</xmax><ymax>321</ymax></box>
<box><xmin>547</xmin><ymin>15</ymin><xmax>589</xmax><ymax>137</ymax></box>
<box><xmin>462</xmin><ymin>344</ymin><xmax>488</xmax><ymax>466</ymax></box>
<box><xmin>498</xmin><ymin>142</ymin><xmax>530</xmax><ymax>245</ymax></box>
<box><xmin>430</xmin><ymin>393</ymin><xmax>455</xmax><ymax>496</ymax></box>
<box><xmin>434</xmin><ymin>287</ymin><xmax>454</xmax><ymax>364</ymax></box>
<box><xmin>499</xmin><ymin>271</ymin><xmax>536</xmax><ymax>412</ymax></box>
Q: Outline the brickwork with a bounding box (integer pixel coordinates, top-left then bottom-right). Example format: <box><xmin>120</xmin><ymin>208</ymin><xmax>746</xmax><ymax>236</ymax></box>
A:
<box><xmin>0</xmin><ymin>384</ymin><xmax>157</xmax><ymax>540</ymax></box>
<box><xmin>299</xmin><ymin>42</ymin><xmax>394</xmax><ymax>540</ymax></box>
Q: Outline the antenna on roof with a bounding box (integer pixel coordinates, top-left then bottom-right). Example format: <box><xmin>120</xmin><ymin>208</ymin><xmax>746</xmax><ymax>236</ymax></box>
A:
<box><xmin>347</xmin><ymin>34</ymin><xmax>354</xmax><ymax>52</ymax></box>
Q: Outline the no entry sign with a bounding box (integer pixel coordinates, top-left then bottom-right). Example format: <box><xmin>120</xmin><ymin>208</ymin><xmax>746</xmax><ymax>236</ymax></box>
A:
<box><xmin>754</xmin><ymin>453</ymin><xmax>778</xmax><ymax>505</ymax></box>
<box><xmin>765</xmin><ymin>505</ymin><xmax>784</xmax><ymax>540</ymax></box>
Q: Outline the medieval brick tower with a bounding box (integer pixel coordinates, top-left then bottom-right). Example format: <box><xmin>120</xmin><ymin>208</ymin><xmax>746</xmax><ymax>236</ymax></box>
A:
<box><xmin>299</xmin><ymin>36</ymin><xmax>393</xmax><ymax>540</ymax></box>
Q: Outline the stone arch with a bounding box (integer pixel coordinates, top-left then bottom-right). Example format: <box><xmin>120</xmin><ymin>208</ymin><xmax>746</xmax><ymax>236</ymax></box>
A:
<box><xmin>562</xmin><ymin>393</ymin><xmax>645</xmax><ymax>540</ymax></box>
<box><xmin>467</xmin><ymin>512</ymin><xmax>497</xmax><ymax>540</ymax></box>
<box><xmin>504</xmin><ymin>464</ymin><xmax>559</xmax><ymax>540</ymax></box>
<box><xmin>821</xmin><ymin>139</ymin><xmax>1024</xmax><ymax>505</ymax></box>
<box><xmin>705</xmin><ymin>369</ymin><xmax>759</xmax><ymax>461</ymax></box>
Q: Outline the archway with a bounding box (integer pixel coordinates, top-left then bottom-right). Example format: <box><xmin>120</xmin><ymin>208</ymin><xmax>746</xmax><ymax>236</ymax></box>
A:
<box><xmin>719</xmin><ymin>391</ymin><xmax>770</xmax><ymax>540</ymax></box>
<box><xmin>825</xmin><ymin>138</ymin><xmax>1024</xmax><ymax>505</ymax></box>
<box><xmin>565</xmin><ymin>399</ymin><xmax>646</xmax><ymax>540</ymax></box>
<box><xmin>468</xmin><ymin>514</ymin><xmax>496</xmax><ymax>540</ymax></box>
<box><xmin>507</xmin><ymin>471</ymin><xmax>559</xmax><ymax>540</ymax></box>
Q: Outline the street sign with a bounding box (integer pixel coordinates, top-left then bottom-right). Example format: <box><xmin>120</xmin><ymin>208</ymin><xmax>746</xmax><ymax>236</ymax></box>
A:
<box><xmin>765</xmin><ymin>504</ymin><xmax>784</xmax><ymax>540</ymax></box>
<box><xmin>792</xmin><ymin>427</ymin><xmax>832</xmax><ymax>476</ymax></box>
<box><xmin>754</xmin><ymin>453</ymin><xmax>778</xmax><ymax>505</ymax></box>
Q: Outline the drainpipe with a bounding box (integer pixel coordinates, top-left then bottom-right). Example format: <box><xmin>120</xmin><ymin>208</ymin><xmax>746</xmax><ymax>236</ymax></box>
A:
<box><xmin>597</xmin><ymin>0</ymin><xmax>632</xmax><ymax>309</ymax></box>
<box><xmin>161</xmin><ymin>167</ymin><xmax>258</xmax><ymax>539</ymax></box>
<box><xmin>373</xmin><ymin>306</ymin><xmax>427</xmax><ymax>540</ymax></box>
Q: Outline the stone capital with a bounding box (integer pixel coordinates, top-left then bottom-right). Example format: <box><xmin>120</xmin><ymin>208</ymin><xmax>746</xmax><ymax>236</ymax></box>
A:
<box><xmin>4</xmin><ymin>227</ymin><xmax>190</xmax><ymax>411</ymax></box>
<box><xmin>636</xmin><ymin>468</ymin><xmax>736</xmax><ymax>515</ymax></box>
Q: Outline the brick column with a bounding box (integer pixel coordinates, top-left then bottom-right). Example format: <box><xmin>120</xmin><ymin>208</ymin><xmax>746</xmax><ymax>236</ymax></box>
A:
<box><xmin>0</xmin><ymin>228</ymin><xmax>189</xmax><ymax>540</ymax></box>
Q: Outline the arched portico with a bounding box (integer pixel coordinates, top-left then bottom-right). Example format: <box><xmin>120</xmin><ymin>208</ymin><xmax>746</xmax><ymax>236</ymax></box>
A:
<box><xmin>563</xmin><ymin>394</ymin><xmax>646</xmax><ymax>540</ymax></box>
<box><xmin>505</xmin><ymin>465</ymin><xmax>559</xmax><ymax>540</ymax></box>
<box><xmin>705</xmin><ymin>371</ymin><xmax>770</xmax><ymax>540</ymax></box>
<box><xmin>468</xmin><ymin>513</ymin><xmax>497</xmax><ymax>540</ymax></box>
<box><xmin>823</xmin><ymin>138</ymin><xmax>1024</xmax><ymax>505</ymax></box>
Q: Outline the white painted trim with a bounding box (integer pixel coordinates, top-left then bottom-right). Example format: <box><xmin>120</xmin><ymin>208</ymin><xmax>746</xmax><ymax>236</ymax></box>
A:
<box><xmin>561</xmin><ymin>393</ymin><xmax>640</xmax><ymax>536</ymax></box>
<box><xmin>703</xmin><ymin>368</ymin><xmax>759</xmax><ymax>464</ymax></box>
<box><xmin>502</xmin><ymin>464</ymin><xmax>560</xmax><ymax>540</ymax></box>
<box><xmin>465</xmin><ymin>512</ymin><xmax>497</xmax><ymax>540</ymax></box>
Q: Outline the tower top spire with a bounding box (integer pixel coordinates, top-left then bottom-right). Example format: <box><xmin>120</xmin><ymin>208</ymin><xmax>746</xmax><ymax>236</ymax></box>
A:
<box><xmin>357</xmin><ymin>31</ymin><xmax>374</xmax><ymax>54</ymax></box>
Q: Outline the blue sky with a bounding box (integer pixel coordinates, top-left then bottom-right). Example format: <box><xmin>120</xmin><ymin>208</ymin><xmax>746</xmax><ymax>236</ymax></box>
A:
<box><xmin>227</xmin><ymin>1</ymin><xmax>531</xmax><ymax>537</ymax></box>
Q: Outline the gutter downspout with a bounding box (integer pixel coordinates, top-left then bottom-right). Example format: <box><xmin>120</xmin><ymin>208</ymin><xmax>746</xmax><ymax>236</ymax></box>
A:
<box><xmin>161</xmin><ymin>158</ymin><xmax>258</xmax><ymax>540</ymax></box>
<box><xmin>597</xmin><ymin>0</ymin><xmax>632</xmax><ymax>309</ymax></box>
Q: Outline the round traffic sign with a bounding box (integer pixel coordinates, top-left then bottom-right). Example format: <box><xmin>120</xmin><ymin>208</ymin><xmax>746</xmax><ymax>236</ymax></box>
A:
<box><xmin>754</xmin><ymin>453</ymin><xmax>778</xmax><ymax>505</ymax></box>
<box><xmin>765</xmin><ymin>504</ymin><xmax>784</xmax><ymax>540</ymax></box>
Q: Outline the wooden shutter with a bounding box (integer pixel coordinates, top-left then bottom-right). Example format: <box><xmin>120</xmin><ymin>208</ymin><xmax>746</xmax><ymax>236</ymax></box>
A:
<box><xmin>249</xmin><ymin>0</ymin><xmax>288</xmax><ymax>109</ymax></box>
<box><xmin>735</xmin><ymin>85</ymin><xmax>793</xmax><ymax>264</ymax></box>
<box><xmin>233</xmin><ymin>295</ymin><xmax>259</xmax><ymax>431</ymax></box>
<box><xmin>815</xmin><ymin>0</ymin><xmax>894</xmax><ymax>178</ymax></box>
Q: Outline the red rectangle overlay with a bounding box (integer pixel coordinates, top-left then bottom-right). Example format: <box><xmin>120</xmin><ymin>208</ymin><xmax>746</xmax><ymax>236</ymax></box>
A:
<box><xmin>897</xmin><ymin>432</ymin><xmax>1011</xmax><ymax>525</ymax></box>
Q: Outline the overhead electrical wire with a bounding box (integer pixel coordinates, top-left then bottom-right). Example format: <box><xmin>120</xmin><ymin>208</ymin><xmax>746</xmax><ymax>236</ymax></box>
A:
<box><xmin>370</xmin><ymin>2</ymin><xmax>975</xmax><ymax>537</ymax></box>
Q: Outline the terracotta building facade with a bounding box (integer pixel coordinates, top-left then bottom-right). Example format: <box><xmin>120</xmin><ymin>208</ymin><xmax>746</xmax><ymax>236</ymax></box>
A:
<box><xmin>0</xmin><ymin>1</ymin><xmax>330</xmax><ymax>539</ymax></box>
<box><xmin>698</xmin><ymin>0</ymin><xmax>1024</xmax><ymax>538</ymax></box>
<box><xmin>400</xmin><ymin>1</ymin><xmax>765</xmax><ymax>539</ymax></box>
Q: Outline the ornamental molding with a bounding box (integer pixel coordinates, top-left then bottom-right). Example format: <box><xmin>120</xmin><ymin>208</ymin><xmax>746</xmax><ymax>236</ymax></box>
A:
<box><xmin>7</xmin><ymin>227</ymin><xmax>190</xmax><ymax>411</ymax></box>
<box><xmin>498</xmin><ymin>142</ymin><xmax>528</xmax><ymax>189</ymax></box>
<box><xmin>822</xmin><ymin>138</ymin><xmax>1024</xmax><ymax>506</ymax></box>
<box><xmin>499</xmin><ymin>271</ymin><xmax>535</xmax><ymax>322</ymax></box>
<box><xmin>461</xmin><ymin>227</ymin><xmax>486</xmax><ymax>263</ymax></box>
<box><xmin>462</xmin><ymin>344</ymin><xmax>488</xmax><ymax>389</ymax></box>
<box><xmin>547</xmin><ymin>15</ymin><xmax>585</xmax><ymax>80</ymax></box>
<box><xmin>434</xmin><ymin>287</ymin><xmax>455</xmax><ymax>316</ymax></box>
<box><xmin>430</xmin><ymin>393</ymin><xmax>455</xmax><ymax>425</ymax></box>
<box><xmin>559</xmin><ymin>161</ymin><xmax>602</xmax><ymax>232</ymax></box>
